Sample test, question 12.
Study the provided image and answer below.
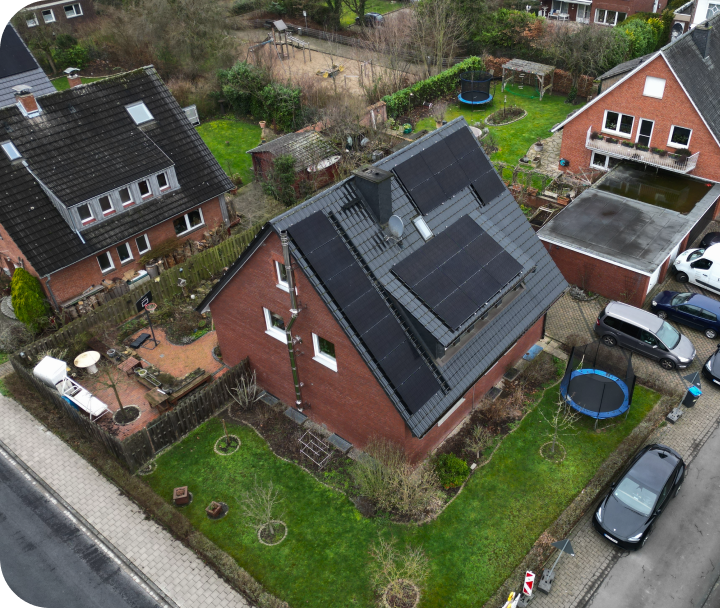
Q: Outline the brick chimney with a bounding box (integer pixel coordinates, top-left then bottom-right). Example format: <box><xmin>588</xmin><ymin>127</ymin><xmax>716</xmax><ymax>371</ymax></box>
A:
<box><xmin>65</xmin><ymin>67</ymin><xmax>82</xmax><ymax>88</ymax></box>
<box><xmin>12</xmin><ymin>85</ymin><xmax>38</xmax><ymax>115</ymax></box>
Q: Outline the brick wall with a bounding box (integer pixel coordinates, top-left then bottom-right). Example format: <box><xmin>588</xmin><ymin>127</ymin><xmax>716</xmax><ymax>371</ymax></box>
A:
<box><xmin>543</xmin><ymin>241</ymin><xmax>651</xmax><ymax>307</ymax></box>
<box><xmin>558</xmin><ymin>54</ymin><xmax>720</xmax><ymax>180</ymax></box>
<box><xmin>41</xmin><ymin>197</ymin><xmax>226</xmax><ymax>305</ymax></box>
<box><xmin>211</xmin><ymin>231</ymin><xmax>547</xmax><ymax>462</ymax></box>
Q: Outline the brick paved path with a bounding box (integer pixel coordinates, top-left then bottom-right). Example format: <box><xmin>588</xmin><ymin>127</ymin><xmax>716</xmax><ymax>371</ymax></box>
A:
<box><xmin>0</xmin><ymin>393</ymin><xmax>249</xmax><ymax>608</ymax></box>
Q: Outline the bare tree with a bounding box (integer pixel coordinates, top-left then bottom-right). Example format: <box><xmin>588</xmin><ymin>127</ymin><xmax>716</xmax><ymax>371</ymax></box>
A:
<box><xmin>238</xmin><ymin>478</ymin><xmax>283</xmax><ymax>537</ymax></box>
<box><xmin>465</xmin><ymin>424</ymin><xmax>492</xmax><ymax>459</ymax></box>
<box><xmin>539</xmin><ymin>396</ymin><xmax>579</xmax><ymax>457</ymax></box>
<box><xmin>342</xmin><ymin>0</ymin><xmax>367</xmax><ymax>26</ymax></box>
<box><xmin>370</xmin><ymin>536</ymin><xmax>430</xmax><ymax>602</ymax></box>
<box><xmin>95</xmin><ymin>362</ymin><xmax>127</xmax><ymax>413</ymax></box>
<box><xmin>412</xmin><ymin>0</ymin><xmax>468</xmax><ymax>78</ymax></box>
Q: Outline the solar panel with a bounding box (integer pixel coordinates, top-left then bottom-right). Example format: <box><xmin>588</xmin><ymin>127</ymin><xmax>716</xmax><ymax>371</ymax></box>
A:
<box><xmin>409</xmin><ymin>177</ymin><xmax>445</xmax><ymax>216</ymax></box>
<box><xmin>394</xmin><ymin>154</ymin><xmax>431</xmax><ymax>190</ymax></box>
<box><xmin>434</xmin><ymin>290</ymin><xmax>478</xmax><ymax>329</ymax></box>
<box><xmin>444</xmin><ymin>128</ymin><xmax>477</xmax><ymax>159</ymax></box>
<box><xmin>422</xmin><ymin>140</ymin><xmax>454</xmax><ymax>174</ymax></box>
<box><xmin>288</xmin><ymin>212</ymin><xmax>338</xmax><ymax>255</ymax></box>
<box><xmin>306</xmin><ymin>237</ymin><xmax>356</xmax><ymax>280</ymax></box>
<box><xmin>397</xmin><ymin>366</ymin><xmax>442</xmax><ymax>414</ymax></box>
<box><xmin>414</xmin><ymin>270</ymin><xmax>458</xmax><ymax>307</ymax></box>
<box><xmin>435</xmin><ymin>162</ymin><xmax>469</xmax><ymax>198</ymax></box>
<box><xmin>472</xmin><ymin>171</ymin><xmax>506</xmax><ymax>205</ymax></box>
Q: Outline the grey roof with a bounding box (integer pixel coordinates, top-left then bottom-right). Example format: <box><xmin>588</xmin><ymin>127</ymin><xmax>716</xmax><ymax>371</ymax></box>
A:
<box><xmin>663</xmin><ymin>12</ymin><xmax>720</xmax><ymax>143</ymax></box>
<box><xmin>538</xmin><ymin>178</ymin><xmax>720</xmax><ymax>275</ymax></box>
<box><xmin>599</xmin><ymin>53</ymin><xmax>654</xmax><ymax>81</ymax></box>
<box><xmin>0</xmin><ymin>25</ymin><xmax>55</xmax><ymax>109</ymax></box>
<box><xmin>248</xmin><ymin>130</ymin><xmax>337</xmax><ymax>171</ymax></box>
<box><xmin>201</xmin><ymin>118</ymin><xmax>567</xmax><ymax>436</ymax></box>
<box><xmin>0</xmin><ymin>67</ymin><xmax>233</xmax><ymax>276</ymax></box>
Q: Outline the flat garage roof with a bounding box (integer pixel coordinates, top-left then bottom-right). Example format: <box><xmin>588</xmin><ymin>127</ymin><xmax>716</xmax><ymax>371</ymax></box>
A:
<box><xmin>538</xmin><ymin>185</ymin><xmax>720</xmax><ymax>275</ymax></box>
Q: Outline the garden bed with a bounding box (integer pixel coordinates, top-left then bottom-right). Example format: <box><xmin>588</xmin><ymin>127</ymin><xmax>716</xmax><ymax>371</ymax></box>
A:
<box><xmin>484</xmin><ymin>106</ymin><xmax>527</xmax><ymax>126</ymax></box>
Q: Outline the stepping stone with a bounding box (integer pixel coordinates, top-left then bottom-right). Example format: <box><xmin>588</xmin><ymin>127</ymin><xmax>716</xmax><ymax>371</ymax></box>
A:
<box><xmin>284</xmin><ymin>408</ymin><xmax>307</xmax><ymax>425</ymax></box>
<box><xmin>327</xmin><ymin>433</ymin><xmax>352</xmax><ymax>453</ymax></box>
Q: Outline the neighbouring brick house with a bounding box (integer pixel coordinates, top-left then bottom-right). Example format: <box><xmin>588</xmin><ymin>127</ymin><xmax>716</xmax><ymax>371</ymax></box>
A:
<box><xmin>199</xmin><ymin>118</ymin><xmax>567</xmax><ymax>462</ymax></box>
<box><xmin>539</xmin><ymin>0</ymin><xmax>666</xmax><ymax>24</ymax></box>
<box><xmin>538</xmin><ymin>15</ymin><xmax>720</xmax><ymax>306</ymax></box>
<box><xmin>21</xmin><ymin>0</ymin><xmax>96</xmax><ymax>29</ymax></box>
<box><xmin>0</xmin><ymin>66</ymin><xmax>233</xmax><ymax>308</ymax></box>
<box><xmin>0</xmin><ymin>24</ymin><xmax>55</xmax><ymax>109</ymax></box>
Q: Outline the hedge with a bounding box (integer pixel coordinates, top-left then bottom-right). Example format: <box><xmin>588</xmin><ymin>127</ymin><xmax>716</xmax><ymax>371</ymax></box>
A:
<box><xmin>382</xmin><ymin>56</ymin><xmax>486</xmax><ymax>118</ymax></box>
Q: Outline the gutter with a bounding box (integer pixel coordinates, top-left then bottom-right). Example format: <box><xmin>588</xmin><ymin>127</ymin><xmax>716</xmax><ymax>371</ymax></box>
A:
<box><xmin>281</xmin><ymin>232</ymin><xmax>304</xmax><ymax>410</ymax></box>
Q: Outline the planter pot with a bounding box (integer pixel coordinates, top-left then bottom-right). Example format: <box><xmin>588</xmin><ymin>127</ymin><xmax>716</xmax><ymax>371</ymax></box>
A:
<box><xmin>107</xmin><ymin>349</ymin><xmax>116</xmax><ymax>358</ymax></box>
<box><xmin>557</xmin><ymin>196</ymin><xmax>570</xmax><ymax>206</ymax></box>
<box><xmin>173</xmin><ymin>486</ymin><xmax>190</xmax><ymax>506</ymax></box>
<box><xmin>146</xmin><ymin>263</ymin><xmax>160</xmax><ymax>279</ymax></box>
<box><xmin>510</xmin><ymin>184</ymin><xmax>522</xmax><ymax>194</ymax></box>
<box><xmin>534</xmin><ymin>143</ymin><xmax>543</xmax><ymax>152</ymax></box>
<box><xmin>206</xmin><ymin>501</ymin><xmax>223</xmax><ymax>518</ymax></box>
<box><xmin>435</xmin><ymin>121</ymin><xmax>443</xmax><ymax>129</ymax></box>
<box><xmin>259</xmin><ymin>121</ymin><xmax>266</xmax><ymax>129</ymax></box>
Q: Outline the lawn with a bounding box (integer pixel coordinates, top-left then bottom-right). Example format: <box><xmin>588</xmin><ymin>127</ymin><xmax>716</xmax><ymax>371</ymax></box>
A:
<box><xmin>340</xmin><ymin>0</ymin><xmax>402</xmax><ymax>26</ymax></box>
<box><xmin>414</xmin><ymin>90</ymin><xmax>580</xmax><ymax>165</ymax></box>
<box><xmin>145</xmin><ymin>375</ymin><xmax>659</xmax><ymax>608</ymax></box>
<box><xmin>51</xmin><ymin>76</ymin><xmax>106</xmax><ymax>91</ymax></box>
<box><xmin>195</xmin><ymin>119</ymin><xmax>262</xmax><ymax>186</ymax></box>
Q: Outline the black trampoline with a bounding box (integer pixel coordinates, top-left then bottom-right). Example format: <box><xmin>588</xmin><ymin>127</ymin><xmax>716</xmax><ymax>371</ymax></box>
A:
<box><xmin>560</xmin><ymin>341</ymin><xmax>635</xmax><ymax>421</ymax></box>
<box><xmin>458</xmin><ymin>71</ymin><xmax>494</xmax><ymax>106</ymax></box>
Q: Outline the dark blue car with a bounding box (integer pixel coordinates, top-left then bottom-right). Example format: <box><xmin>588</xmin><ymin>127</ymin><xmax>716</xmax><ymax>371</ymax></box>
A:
<box><xmin>651</xmin><ymin>291</ymin><xmax>720</xmax><ymax>339</ymax></box>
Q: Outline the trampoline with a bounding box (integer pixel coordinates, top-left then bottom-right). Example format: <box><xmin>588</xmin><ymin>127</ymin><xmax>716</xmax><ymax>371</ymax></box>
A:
<box><xmin>560</xmin><ymin>341</ymin><xmax>635</xmax><ymax>422</ymax></box>
<box><xmin>458</xmin><ymin>71</ymin><xmax>494</xmax><ymax>106</ymax></box>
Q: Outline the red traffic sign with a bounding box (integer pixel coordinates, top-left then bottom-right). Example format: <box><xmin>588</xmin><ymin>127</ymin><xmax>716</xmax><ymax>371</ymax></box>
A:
<box><xmin>523</xmin><ymin>571</ymin><xmax>535</xmax><ymax>596</ymax></box>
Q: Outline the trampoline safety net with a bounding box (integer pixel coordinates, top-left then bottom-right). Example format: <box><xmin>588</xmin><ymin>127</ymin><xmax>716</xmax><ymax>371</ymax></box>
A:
<box><xmin>459</xmin><ymin>71</ymin><xmax>493</xmax><ymax>105</ymax></box>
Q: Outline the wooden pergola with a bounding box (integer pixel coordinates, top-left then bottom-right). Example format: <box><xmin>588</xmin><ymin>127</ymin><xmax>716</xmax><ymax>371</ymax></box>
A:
<box><xmin>501</xmin><ymin>59</ymin><xmax>555</xmax><ymax>100</ymax></box>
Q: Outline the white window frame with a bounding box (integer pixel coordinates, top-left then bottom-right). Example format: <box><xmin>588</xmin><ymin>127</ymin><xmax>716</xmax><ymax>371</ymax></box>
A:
<box><xmin>136</xmin><ymin>234</ymin><xmax>151</xmax><ymax>255</ymax></box>
<box><xmin>26</xmin><ymin>13</ymin><xmax>38</xmax><ymax>27</ymax></box>
<box><xmin>157</xmin><ymin>172</ymin><xmax>170</xmax><ymax>191</ymax></box>
<box><xmin>125</xmin><ymin>102</ymin><xmax>154</xmax><ymax>125</ymax></box>
<box><xmin>413</xmin><ymin>216</ymin><xmax>433</xmax><ymax>241</ymax></box>
<box><xmin>77</xmin><ymin>203</ymin><xmax>95</xmax><ymax>225</ymax></box>
<box><xmin>98</xmin><ymin>195</ymin><xmax>114</xmax><ymax>216</ymax></box>
<box><xmin>707</xmin><ymin>2</ymin><xmax>720</xmax><ymax>19</ymax></box>
<box><xmin>119</xmin><ymin>187</ymin><xmax>134</xmax><ymax>207</ymax></box>
<box><xmin>42</xmin><ymin>9</ymin><xmax>56</xmax><ymax>23</ymax></box>
<box><xmin>595</xmin><ymin>9</ymin><xmax>625</xmax><ymax>25</ymax></box>
<box><xmin>667</xmin><ymin>125</ymin><xmax>692</xmax><ymax>149</ymax></box>
<box><xmin>173</xmin><ymin>208</ymin><xmax>204</xmax><ymax>236</ymax></box>
<box><xmin>275</xmin><ymin>260</ymin><xmax>290</xmax><ymax>292</ymax></box>
<box><xmin>590</xmin><ymin>151</ymin><xmax>610</xmax><ymax>170</ymax></box>
<box><xmin>116</xmin><ymin>242</ymin><xmax>133</xmax><ymax>264</ymax></box>
<box><xmin>602</xmin><ymin>110</ymin><xmax>634</xmax><ymax>138</ymax></box>
<box><xmin>643</xmin><ymin>76</ymin><xmax>666</xmax><ymax>99</ymax></box>
<box><xmin>635</xmin><ymin>118</ymin><xmax>655</xmax><ymax>147</ymax></box>
<box><xmin>138</xmin><ymin>179</ymin><xmax>153</xmax><ymax>200</ymax></box>
<box><xmin>1</xmin><ymin>141</ymin><xmax>21</xmax><ymax>161</ymax></box>
<box><xmin>263</xmin><ymin>307</ymin><xmax>286</xmax><ymax>342</ymax></box>
<box><xmin>97</xmin><ymin>251</ymin><xmax>114</xmax><ymax>274</ymax></box>
<box><xmin>551</xmin><ymin>0</ymin><xmax>569</xmax><ymax>14</ymax></box>
<box><xmin>64</xmin><ymin>3</ymin><xmax>83</xmax><ymax>18</ymax></box>
<box><xmin>312</xmin><ymin>333</ymin><xmax>337</xmax><ymax>372</ymax></box>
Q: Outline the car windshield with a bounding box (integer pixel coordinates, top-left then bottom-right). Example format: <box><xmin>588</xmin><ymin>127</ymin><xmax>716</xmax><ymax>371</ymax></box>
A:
<box><xmin>656</xmin><ymin>321</ymin><xmax>681</xmax><ymax>349</ymax></box>
<box><xmin>670</xmin><ymin>293</ymin><xmax>693</xmax><ymax>306</ymax></box>
<box><xmin>613</xmin><ymin>476</ymin><xmax>658</xmax><ymax>516</ymax></box>
<box><xmin>687</xmin><ymin>249</ymin><xmax>705</xmax><ymax>262</ymax></box>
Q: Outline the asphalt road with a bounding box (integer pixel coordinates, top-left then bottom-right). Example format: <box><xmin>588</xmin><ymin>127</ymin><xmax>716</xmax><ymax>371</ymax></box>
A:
<box><xmin>586</xmin><ymin>422</ymin><xmax>720</xmax><ymax>608</ymax></box>
<box><xmin>0</xmin><ymin>452</ymin><xmax>161</xmax><ymax>608</ymax></box>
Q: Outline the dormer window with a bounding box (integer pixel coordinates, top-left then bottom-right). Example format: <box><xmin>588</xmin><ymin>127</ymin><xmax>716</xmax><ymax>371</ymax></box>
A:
<box><xmin>126</xmin><ymin>102</ymin><xmax>154</xmax><ymax>125</ymax></box>
<box><xmin>138</xmin><ymin>180</ymin><xmax>152</xmax><ymax>199</ymax></box>
<box><xmin>157</xmin><ymin>172</ymin><xmax>170</xmax><ymax>191</ymax></box>
<box><xmin>99</xmin><ymin>195</ymin><xmax>114</xmax><ymax>215</ymax></box>
<box><xmin>77</xmin><ymin>203</ymin><xmax>95</xmax><ymax>225</ymax></box>
<box><xmin>26</xmin><ymin>13</ymin><xmax>38</xmax><ymax>27</ymax></box>
<box><xmin>64</xmin><ymin>3</ymin><xmax>83</xmax><ymax>18</ymax></box>
<box><xmin>119</xmin><ymin>187</ymin><xmax>134</xmax><ymax>207</ymax></box>
<box><xmin>1</xmin><ymin>142</ymin><xmax>21</xmax><ymax>161</ymax></box>
<box><xmin>42</xmin><ymin>9</ymin><xmax>55</xmax><ymax>23</ymax></box>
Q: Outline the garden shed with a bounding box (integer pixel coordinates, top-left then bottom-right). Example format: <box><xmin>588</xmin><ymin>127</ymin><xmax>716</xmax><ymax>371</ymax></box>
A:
<box><xmin>501</xmin><ymin>59</ymin><xmax>555</xmax><ymax>100</ymax></box>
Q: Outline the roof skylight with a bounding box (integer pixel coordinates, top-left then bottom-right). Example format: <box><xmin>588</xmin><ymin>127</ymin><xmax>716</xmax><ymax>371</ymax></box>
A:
<box><xmin>413</xmin><ymin>216</ymin><xmax>433</xmax><ymax>241</ymax></box>
<box><xmin>1</xmin><ymin>141</ymin><xmax>21</xmax><ymax>161</ymax></box>
<box><xmin>126</xmin><ymin>102</ymin><xmax>154</xmax><ymax>125</ymax></box>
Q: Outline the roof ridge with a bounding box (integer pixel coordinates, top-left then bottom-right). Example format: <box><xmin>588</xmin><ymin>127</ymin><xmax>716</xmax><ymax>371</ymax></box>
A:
<box><xmin>35</xmin><ymin>66</ymin><xmax>157</xmax><ymax>101</ymax></box>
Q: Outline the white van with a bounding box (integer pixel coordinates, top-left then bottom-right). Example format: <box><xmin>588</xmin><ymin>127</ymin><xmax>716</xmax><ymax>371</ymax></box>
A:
<box><xmin>673</xmin><ymin>244</ymin><xmax>720</xmax><ymax>294</ymax></box>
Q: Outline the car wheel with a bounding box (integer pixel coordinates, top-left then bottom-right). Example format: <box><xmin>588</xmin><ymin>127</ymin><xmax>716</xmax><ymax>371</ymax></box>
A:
<box><xmin>657</xmin><ymin>311</ymin><xmax>668</xmax><ymax>319</ymax></box>
<box><xmin>676</xmin><ymin>272</ymin><xmax>689</xmax><ymax>283</ymax></box>
<box><xmin>706</xmin><ymin>328</ymin><xmax>718</xmax><ymax>339</ymax></box>
<box><xmin>602</xmin><ymin>335</ymin><xmax>617</xmax><ymax>347</ymax></box>
<box><xmin>660</xmin><ymin>358</ymin><xmax>676</xmax><ymax>370</ymax></box>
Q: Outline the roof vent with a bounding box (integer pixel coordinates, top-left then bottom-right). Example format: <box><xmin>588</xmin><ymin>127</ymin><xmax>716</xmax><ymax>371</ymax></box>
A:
<box><xmin>691</xmin><ymin>23</ymin><xmax>712</xmax><ymax>59</ymax></box>
<box><xmin>353</xmin><ymin>165</ymin><xmax>393</xmax><ymax>225</ymax></box>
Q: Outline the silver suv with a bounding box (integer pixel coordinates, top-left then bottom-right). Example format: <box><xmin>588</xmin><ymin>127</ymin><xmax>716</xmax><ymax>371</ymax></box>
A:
<box><xmin>594</xmin><ymin>301</ymin><xmax>696</xmax><ymax>370</ymax></box>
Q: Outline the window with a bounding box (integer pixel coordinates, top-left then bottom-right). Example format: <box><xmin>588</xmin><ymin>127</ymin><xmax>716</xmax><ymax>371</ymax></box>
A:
<box><xmin>312</xmin><ymin>333</ymin><xmax>337</xmax><ymax>371</ymax></box>
<box><xmin>708</xmin><ymin>2</ymin><xmax>720</xmax><ymax>18</ymax></box>
<box><xmin>590</xmin><ymin>152</ymin><xmax>620</xmax><ymax>171</ymax></box>
<box><xmin>643</xmin><ymin>76</ymin><xmax>666</xmax><ymax>99</ymax></box>
<box><xmin>551</xmin><ymin>0</ymin><xmax>568</xmax><ymax>13</ymax></box>
<box><xmin>77</xmin><ymin>203</ymin><xmax>94</xmax><ymax>225</ymax></box>
<box><xmin>157</xmin><ymin>172</ymin><xmax>170</xmax><ymax>191</ymax></box>
<box><xmin>263</xmin><ymin>308</ymin><xmax>286</xmax><ymax>342</ymax></box>
<box><xmin>99</xmin><ymin>195</ymin><xmax>114</xmax><ymax>216</ymax></box>
<box><xmin>636</xmin><ymin>119</ymin><xmax>654</xmax><ymax>147</ymax></box>
<box><xmin>64</xmin><ymin>3</ymin><xmax>83</xmax><ymax>18</ymax></box>
<box><xmin>117</xmin><ymin>242</ymin><xmax>133</xmax><ymax>264</ymax></box>
<box><xmin>668</xmin><ymin>125</ymin><xmax>692</xmax><ymax>149</ymax></box>
<box><xmin>42</xmin><ymin>9</ymin><xmax>55</xmax><ymax>23</ymax></box>
<box><xmin>595</xmin><ymin>9</ymin><xmax>625</xmax><ymax>25</ymax></box>
<box><xmin>97</xmin><ymin>251</ymin><xmax>114</xmax><ymax>273</ymax></box>
<box><xmin>275</xmin><ymin>260</ymin><xmax>289</xmax><ymax>291</ymax></box>
<box><xmin>691</xmin><ymin>258</ymin><xmax>712</xmax><ymax>270</ymax></box>
<box><xmin>26</xmin><ymin>13</ymin><xmax>38</xmax><ymax>27</ymax></box>
<box><xmin>413</xmin><ymin>216</ymin><xmax>433</xmax><ymax>241</ymax></box>
<box><xmin>119</xmin><ymin>187</ymin><xmax>134</xmax><ymax>207</ymax></box>
<box><xmin>126</xmin><ymin>102</ymin><xmax>154</xmax><ymax>125</ymax></box>
<box><xmin>173</xmin><ymin>208</ymin><xmax>204</xmax><ymax>235</ymax></box>
<box><xmin>603</xmin><ymin>111</ymin><xmax>634</xmax><ymax>137</ymax></box>
<box><xmin>1</xmin><ymin>141</ymin><xmax>21</xmax><ymax>161</ymax></box>
<box><xmin>138</xmin><ymin>180</ymin><xmax>152</xmax><ymax>199</ymax></box>
<box><xmin>136</xmin><ymin>234</ymin><xmax>151</xmax><ymax>254</ymax></box>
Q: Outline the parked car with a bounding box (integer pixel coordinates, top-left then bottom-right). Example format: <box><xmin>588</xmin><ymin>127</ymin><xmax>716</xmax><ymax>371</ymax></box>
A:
<box><xmin>672</xmin><ymin>243</ymin><xmax>720</xmax><ymax>294</ymax></box>
<box><xmin>650</xmin><ymin>291</ymin><xmax>720</xmax><ymax>339</ymax></box>
<box><xmin>702</xmin><ymin>344</ymin><xmax>720</xmax><ymax>385</ymax></box>
<box><xmin>593</xmin><ymin>444</ymin><xmax>685</xmax><ymax>550</ymax></box>
<box><xmin>594</xmin><ymin>301</ymin><xmax>696</xmax><ymax>369</ymax></box>
<box><xmin>356</xmin><ymin>12</ymin><xmax>384</xmax><ymax>26</ymax></box>
<box><xmin>699</xmin><ymin>232</ymin><xmax>720</xmax><ymax>249</ymax></box>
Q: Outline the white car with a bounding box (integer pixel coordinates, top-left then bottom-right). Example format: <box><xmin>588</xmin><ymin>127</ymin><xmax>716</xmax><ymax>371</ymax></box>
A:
<box><xmin>673</xmin><ymin>244</ymin><xmax>720</xmax><ymax>294</ymax></box>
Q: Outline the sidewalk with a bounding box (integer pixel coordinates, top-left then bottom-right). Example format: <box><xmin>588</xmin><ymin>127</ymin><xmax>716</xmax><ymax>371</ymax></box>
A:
<box><xmin>0</xmin><ymin>391</ymin><xmax>250</xmax><ymax>608</ymax></box>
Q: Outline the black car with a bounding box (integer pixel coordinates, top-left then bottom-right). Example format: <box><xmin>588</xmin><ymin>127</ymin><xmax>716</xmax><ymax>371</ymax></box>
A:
<box><xmin>702</xmin><ymin>344</ymin><xmax>720</xmax><ymax>386</ymax></box>
<box><xmin>593</xmin><ymin>444</ymin><xmax>685</xmax><ymax>550</ymax></box>
<box><xmin>356</xmin><ymin>12</ymin><xmax>384</xmax><ymax>26</ymax></box>
<box><xmin>700</xmin><ymin>232</ymin><xmax>720</xmax><ymax>249</ymax></box>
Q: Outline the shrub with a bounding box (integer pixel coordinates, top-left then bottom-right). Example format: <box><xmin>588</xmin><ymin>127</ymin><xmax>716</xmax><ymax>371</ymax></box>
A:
<box><xmin>590</xmin><ymin>131</ymin><xmax>603</xmax><ymax>140</ymax></box>
<box><xmin>262</xmin><ymin>154</ymin><xmax>299</xmax><ymax>207</ymax></box>
<box><xmin>621</xmin><ymin>140</ymin><xmax>634</xmax><ymax>148</ymax></box>
<box><xmin>11</xmin><ymin>269</ymin><xmax>49</xmax><ymax>332</ymax></box>
<box><xmin>52</xmin><ymin>44</ymin><xmax>89</xmax><ymax>71</ymax></box>
<box><xmin>565</xmin><ymin>85</ymin><xmax>577</xmax><ymax>104</ymax></box>
<box><xmin>675</xmin><ymin>148</ymin><xmax>692</xmax><ymax>157</ymax></box>
<box><xmin>522</xmin><ymin>352</ymin><xmax>560</xmax><ymax>388</ymax></box>
<box><xmin>434</xmin><ymin>453</ymin><xmax>470</xmax><ymax>489</ymax></box>
<box><xmin>636</xmin><ymin>144</ymin><xmax>649</xmax><ymax>151</ymax></box>
<box><xmin>0</xmin><ymin>323</ymin><xmax>33</xmax><ymax>354</ymax></box>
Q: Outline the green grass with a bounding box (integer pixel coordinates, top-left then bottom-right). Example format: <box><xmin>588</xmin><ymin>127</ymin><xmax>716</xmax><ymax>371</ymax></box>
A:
<box><xmin>51</xmin><ymin>76</ymin><xmax>106</xmax><ymax>91</ymax></box>
<box><xmin>414</xmin><ymin>90</ymin><xmax>580</xmax><ymax>165</ymax></box>
<box><xmin>145</xmin><ymin>378</ymin><xmax>659</xmax><ymax>608</ymax></box>
<box><xmin>340</xmin><ymin>0</ymin><xmax>402</xmax><ymax>26</ymax></box>
<box><xmin>195</xmin><ymin>119</ymin><xmax>262</xmax><ymax>186</ymax></box>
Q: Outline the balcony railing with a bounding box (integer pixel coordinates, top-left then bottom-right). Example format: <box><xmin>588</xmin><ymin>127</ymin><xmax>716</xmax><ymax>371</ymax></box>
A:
<box><xmin>585</xmin><ymin>127</ymin><xmax>699</xmax><ymax>174</ymax></box>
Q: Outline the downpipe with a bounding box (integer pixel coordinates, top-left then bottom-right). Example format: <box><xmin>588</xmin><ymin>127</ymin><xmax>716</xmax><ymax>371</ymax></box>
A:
<box><xmin>281</xmin><ymin>232</ymin><xmax>303</xmax><ymax>409</ymax></box>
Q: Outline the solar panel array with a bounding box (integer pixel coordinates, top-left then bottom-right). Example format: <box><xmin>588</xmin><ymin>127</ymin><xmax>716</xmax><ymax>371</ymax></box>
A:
<box><xmin>288</xmin><ymin>212</ymin><xmax>441</xmax><ymax>414</ymax></box>
<box><xmin>393</xmin><ymin>128</ymin><xmax>506</xmax><ymax>215</ymax></box>
<box><xmin>392</xmin><ymin>215</ymin><xmax>524</xmax><ymax>330</ymax></box>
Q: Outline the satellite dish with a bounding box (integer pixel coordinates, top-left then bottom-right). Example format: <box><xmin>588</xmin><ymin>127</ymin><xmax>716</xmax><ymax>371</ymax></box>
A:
<box><xmin>388</xmin><ymin>215</ymin><xmax>404</xmax><ymax>239</ymax></box>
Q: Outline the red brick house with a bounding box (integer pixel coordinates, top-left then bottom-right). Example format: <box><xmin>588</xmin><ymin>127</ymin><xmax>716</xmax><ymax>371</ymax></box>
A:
<box><xmin>540</xmin><ymin>0</ymin><xmax>666</xmax><ymax>24</ymax></box>
<box><xmin>0</xmin><ymin>66</ymin><xmax>233</xmax><ymax>307</ymax></box>
<box><xmin>20</xmin><ymin>0</ymin><xmax>96</xmax><ymax>30</ymax></box>
<box><xmin>199</xmin><ymin>119</ymin><xmax>567</xmax><ymax>461</ymax></box>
